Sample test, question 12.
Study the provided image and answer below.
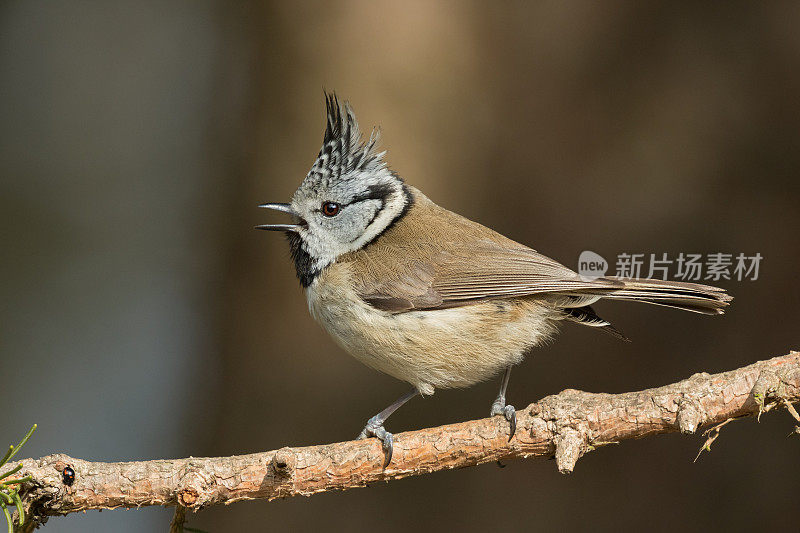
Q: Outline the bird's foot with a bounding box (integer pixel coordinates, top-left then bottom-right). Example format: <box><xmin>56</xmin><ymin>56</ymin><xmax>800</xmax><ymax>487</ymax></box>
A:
<box><xmin>490</xmin><ymin>397</ymin><xmax>516</xmax><ymax>441</ymax></box>
<box><xmin>357</xmin><ymin>415</ymin><xmax>394</xmax><ymax>467</ymax></box>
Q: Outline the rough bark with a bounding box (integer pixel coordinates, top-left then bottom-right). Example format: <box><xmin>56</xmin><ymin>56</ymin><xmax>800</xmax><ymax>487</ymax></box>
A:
<box><xmin>12</xmin><ymin>351</ymin><xmax>800</xmax><ymax>531</ymax></box>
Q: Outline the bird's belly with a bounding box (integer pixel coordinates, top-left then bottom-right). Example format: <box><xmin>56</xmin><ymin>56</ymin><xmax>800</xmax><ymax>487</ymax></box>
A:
<box><xmin>305</xmin><ymin>274</ymin><xmax>556</xmax><ymax>395</ymax></box>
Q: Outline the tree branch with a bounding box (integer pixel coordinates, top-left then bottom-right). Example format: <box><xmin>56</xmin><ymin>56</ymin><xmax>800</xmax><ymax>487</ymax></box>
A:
<box><xmin>14</xmin><ymin>351</ymin><xmax>800</xmax><ymax>531</ymax></box>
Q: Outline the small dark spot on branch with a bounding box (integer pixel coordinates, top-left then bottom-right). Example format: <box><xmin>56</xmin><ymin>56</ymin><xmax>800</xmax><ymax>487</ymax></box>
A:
<box><xmin>62</xmin><ymin>465</ymin><xmax>75</xmax><ymax>486</ymax></box>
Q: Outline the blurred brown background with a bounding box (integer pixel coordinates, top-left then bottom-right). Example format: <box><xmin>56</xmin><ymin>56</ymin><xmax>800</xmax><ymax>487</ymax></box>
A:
<box><xmin>2</xmin><ymin>1</ymin><xmax>799</xmax><ymax>531</ymax></box>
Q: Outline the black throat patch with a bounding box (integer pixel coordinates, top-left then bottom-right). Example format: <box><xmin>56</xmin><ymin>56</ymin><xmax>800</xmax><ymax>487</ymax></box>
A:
<box><xmin>286</xmin><ymin>232</ymin><xmax>319</xmax><ymax>288</ymax></box>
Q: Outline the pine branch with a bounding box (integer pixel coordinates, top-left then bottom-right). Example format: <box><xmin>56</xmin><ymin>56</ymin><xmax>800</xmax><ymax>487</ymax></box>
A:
<box><xmin>13</xmin><ymin>351</ymin><xmax>800</xmax><ymax>531</ymax></box>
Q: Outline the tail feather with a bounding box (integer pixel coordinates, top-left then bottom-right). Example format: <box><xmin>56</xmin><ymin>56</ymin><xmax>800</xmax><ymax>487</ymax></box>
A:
<box><xmin>577</xmin><ymin>277</ymin><xmax>732</xmax><ymax>315</ymax></box>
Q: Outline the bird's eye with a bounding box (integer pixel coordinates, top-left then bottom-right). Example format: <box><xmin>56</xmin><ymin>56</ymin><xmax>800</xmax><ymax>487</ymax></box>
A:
<box><xmin>321</xmin><ymin>201</ymin><xmax>340</xmax><ymax>217</ymax></box>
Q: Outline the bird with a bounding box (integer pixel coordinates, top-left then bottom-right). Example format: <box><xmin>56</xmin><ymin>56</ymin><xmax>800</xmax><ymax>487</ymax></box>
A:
<box><xmin>257</xmin><ymin>93</ymin><xmax>732</xmax><ymax>466</ymax></box>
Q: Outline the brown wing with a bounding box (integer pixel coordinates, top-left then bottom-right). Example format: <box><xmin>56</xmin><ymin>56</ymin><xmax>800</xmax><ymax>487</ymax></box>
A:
<box><xmin>353</xmin><ymin>239</ymin><xmax>627</xmax><ymax>312</ymax></box>
<box><xmin>343</xmin><ymin>187</ymin><xmax>730</xmax><ymax>315</ymax></box>
<box><xmin>342</xmin><ymin>188</ymin><xmax>608</xmax><ymax>312</ymax></box>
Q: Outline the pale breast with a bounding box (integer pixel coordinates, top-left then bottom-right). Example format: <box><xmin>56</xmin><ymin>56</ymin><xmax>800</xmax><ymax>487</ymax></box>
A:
<box><xmin>306</xmin><ymin>262</ymin><xmax>557</xmax><ymax>395</ymax></box>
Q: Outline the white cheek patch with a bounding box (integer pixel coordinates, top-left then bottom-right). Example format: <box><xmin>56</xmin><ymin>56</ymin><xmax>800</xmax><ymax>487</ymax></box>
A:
<box><xmin>347</xmin><ymin>189</ymin><xmax>406</xmax><ymax>252</ymax></box>
<box><xmin>299</xmin><ymin>228</ymin><xmax>338</xmax><ymax>273</ymax></box>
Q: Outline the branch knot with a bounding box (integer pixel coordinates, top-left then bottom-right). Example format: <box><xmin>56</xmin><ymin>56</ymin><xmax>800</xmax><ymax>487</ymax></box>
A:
<box><xmin>271</xmin><ymin>448</ymin><xmax>296</xmax><ymax>478</ymax></box>
<box><xmin>176</xmin><ymin>464</ymin><xmax>213</xmax><ymax>509</ymax></box>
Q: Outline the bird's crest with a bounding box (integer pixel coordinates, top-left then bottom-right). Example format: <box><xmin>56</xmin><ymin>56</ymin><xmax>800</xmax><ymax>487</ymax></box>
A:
<box><xmin>313</xmin><ymin>92</ymin><xmax>386</xmax><ymax>178</ymax></box>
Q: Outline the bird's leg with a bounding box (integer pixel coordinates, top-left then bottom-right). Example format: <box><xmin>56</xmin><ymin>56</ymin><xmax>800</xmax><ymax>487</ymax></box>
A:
<box><xmin>357</xmin><ymin>388</ymin><xmax>419</xmax><ymax>467</ymax></box>
<box><xmin>490</xmin><ymin>366</ymin><xmax>516</xmax><ymax>440</ymax></box>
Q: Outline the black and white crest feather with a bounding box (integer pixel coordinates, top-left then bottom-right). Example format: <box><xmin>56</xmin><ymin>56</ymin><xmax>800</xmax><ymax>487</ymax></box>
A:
<box><xmin>315</xmin><ymin>92</ymin><xmax>386</xmax><ymax>179</ymax></box>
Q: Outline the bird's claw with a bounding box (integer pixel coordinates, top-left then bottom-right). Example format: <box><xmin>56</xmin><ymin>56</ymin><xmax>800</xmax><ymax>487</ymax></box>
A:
<box><xmin>357</xmin><ymin>415</ymin><xmax>394</xmax><ymax>467</ymax></box>
<box><xmin>490</xmin><ymin>399</ymin><xmax>517</xmax><ymax>441</ymax></box>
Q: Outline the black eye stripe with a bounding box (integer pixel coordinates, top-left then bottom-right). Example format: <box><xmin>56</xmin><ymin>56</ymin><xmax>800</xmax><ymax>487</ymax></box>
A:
<box><xmin>319</xmin><ymin>184</ymin><xmax>392</xmax><ymax>213</ymax></box>
<box><xmin>319</xmin><ymin>184</ymin><xmax>394</xmax><ymax>218</ymax></box>
<box><xmin>350</xmin><ymin>183</ymin><xmax>394</xmax><ymax>204</ymax></box>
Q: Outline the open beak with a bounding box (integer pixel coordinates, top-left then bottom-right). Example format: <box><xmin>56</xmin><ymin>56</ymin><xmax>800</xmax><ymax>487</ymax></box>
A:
<box><xmin>256</xmin><ymin>203</ymin><xmax>304</xmax><ymax>232</ymax></box>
